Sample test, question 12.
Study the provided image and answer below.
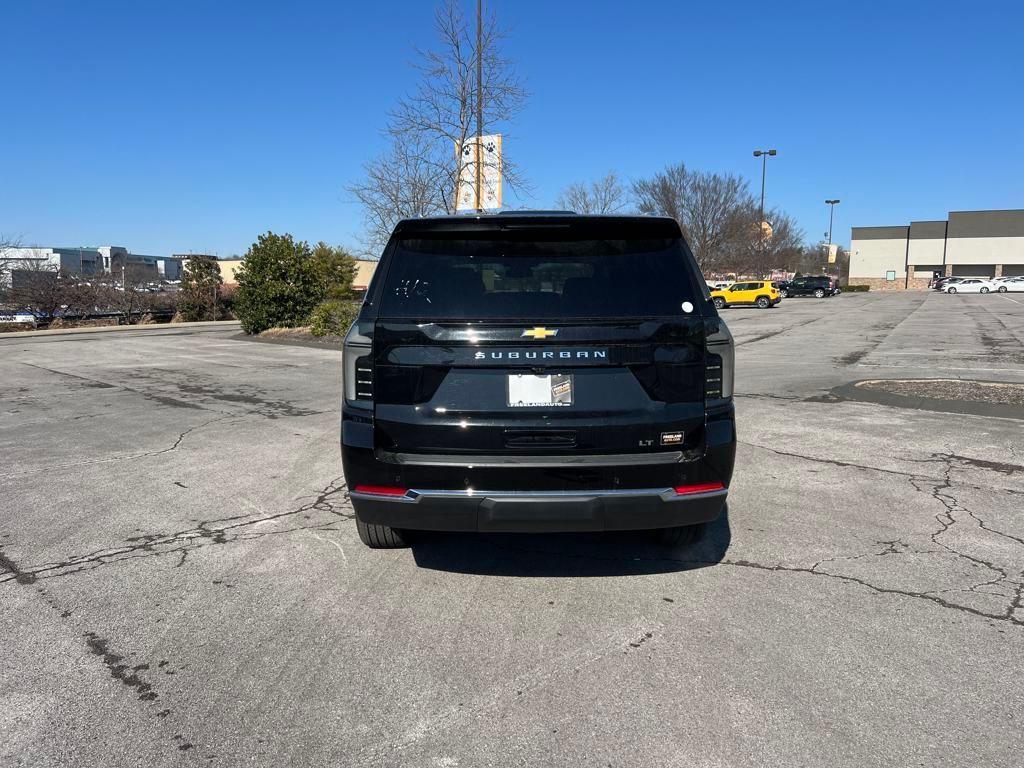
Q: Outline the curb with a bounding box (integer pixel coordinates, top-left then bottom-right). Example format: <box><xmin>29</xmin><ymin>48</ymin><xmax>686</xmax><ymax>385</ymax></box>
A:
<box><xmin>0</xmin><ymin>320</ymin><xmax>241</xmax><ymax>339</ymax></box>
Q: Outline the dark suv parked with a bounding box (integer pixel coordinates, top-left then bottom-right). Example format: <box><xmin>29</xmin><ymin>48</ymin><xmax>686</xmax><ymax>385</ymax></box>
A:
<box><xmin>780</xmin><ymin>275</ymin><xmax>837</xmax><ymax>298</ymax></box>
<box><xmin>341</xmin><ymin>214</ymin><xmax>736</xmax><ymax>548</ymax></box>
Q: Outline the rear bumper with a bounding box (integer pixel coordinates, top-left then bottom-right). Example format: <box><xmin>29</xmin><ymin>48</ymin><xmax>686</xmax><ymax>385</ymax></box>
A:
<box><xmin>350</xmin><ymin>486</ymin><xmax>727</xmax><ymax>533</ymax></box>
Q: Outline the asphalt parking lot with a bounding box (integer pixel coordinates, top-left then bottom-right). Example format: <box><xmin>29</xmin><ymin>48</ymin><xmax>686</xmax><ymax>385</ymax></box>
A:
<box><xmin>2</xmin><ymin>291</ymin><xmax>1023</xmax><ymax>767</ymax></box>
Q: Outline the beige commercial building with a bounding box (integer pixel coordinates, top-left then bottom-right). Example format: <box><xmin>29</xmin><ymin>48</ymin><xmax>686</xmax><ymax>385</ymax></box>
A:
<box><xmin>353</xmin><ymin>260</ymin><xmax>377</xmax><ymax>290</ymax></box>
<box><xmin>849</xmin><ymin>209</ymin><xmax>1024</xmax><ymax>290</ymax></box>
<box><xmin>192</xmin><ymin>257</ymin><xmax>378</xmax><ymax>289</ymax></box>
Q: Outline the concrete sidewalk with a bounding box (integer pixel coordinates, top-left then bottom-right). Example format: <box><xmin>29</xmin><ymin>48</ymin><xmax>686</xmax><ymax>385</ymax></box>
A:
<box><xmin>0</xmin><ymin>319</ymin><xmax>241</xmax><ymax>340</ymax></box>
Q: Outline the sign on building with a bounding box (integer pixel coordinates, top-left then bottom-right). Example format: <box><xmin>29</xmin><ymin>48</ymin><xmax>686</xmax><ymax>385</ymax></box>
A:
<box><xmin>456</xmin><ymin>134</ymin><xmax>502</xmax><ymax>212</ymax></box>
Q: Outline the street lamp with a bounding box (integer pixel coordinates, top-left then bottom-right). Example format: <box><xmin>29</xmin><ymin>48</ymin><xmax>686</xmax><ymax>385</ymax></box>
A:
<box><xmin>825</xmin><ymin>199</ymin><xmax>840</xmax><ymax>274</ymax></box>
<box><xmin>753</xmin><ymin>148</ymin><xmax>774</xmax><ymax>236</ymax></box>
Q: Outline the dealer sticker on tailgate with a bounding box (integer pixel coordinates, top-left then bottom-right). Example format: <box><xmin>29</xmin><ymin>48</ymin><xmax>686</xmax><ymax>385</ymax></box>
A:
<box><xmin>507</xmin><ymin>374</ymin><xmax>573</xmax><ymax>407</ymax></box>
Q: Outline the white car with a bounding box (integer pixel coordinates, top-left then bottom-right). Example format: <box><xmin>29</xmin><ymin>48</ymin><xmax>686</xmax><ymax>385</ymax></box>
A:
<box><xmin>995</xmin><ymin>277</ymin><xmax>1024</xmax><ymax>293</ymax></box>
<box><xmin>0</xmin><ymin>312</ymin><xmax>37</xmax><ymax>326</ymax></box>
<box><xmin>944</xmin><ymin>279</ymin><xmax>997</xmax><ymax>294</ymax></box>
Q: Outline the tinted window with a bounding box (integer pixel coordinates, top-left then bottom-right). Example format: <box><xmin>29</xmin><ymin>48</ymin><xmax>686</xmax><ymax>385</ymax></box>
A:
<box><xmin>379</xmin><ymin>236</ymin><xmax>700</xmax><ymax>319</ymax></box>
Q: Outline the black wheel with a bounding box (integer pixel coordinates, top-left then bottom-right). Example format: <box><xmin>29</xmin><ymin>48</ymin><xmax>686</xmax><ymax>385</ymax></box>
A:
<box><xmin>980</xmin><ymin>287</ymin><xmax>989</xmax><ymax>294</ymax></box>
<box><xmin>356</xmin><ymin>518</ymin><xmax>409</xmax><ymax>548</ymax></box>
<box><xmin>657</xmin><ymin>523</ymin><xmax>706</xmax><ymax>547</ymax></box>
<box><xmin>947</xmin><ymin>287</ymin><xmax>957</xmax><ymax>294</ymax></box>
<box><xmin>813</xmin><ymin>288</ymin><xmax>826</xmax><ymax>298</ymax></box>
<box><xmin>998</xmin><ymin>286</ymin><xmax>1008</xmax><ymax>293</ymax></box>
<box><xmin>756</xmin><ymin>296</ymin><xmax>770</xmax><ymax>309</ymax></box>
<box><xmin>713</xmin><ymin>297</ymin><xmax>726</xmax><ymax>310</ymax></box>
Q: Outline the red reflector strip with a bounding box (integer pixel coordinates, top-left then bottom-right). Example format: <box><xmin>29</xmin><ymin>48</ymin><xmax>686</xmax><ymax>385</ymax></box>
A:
<box><xmin>673</xmin><ymin>482</ymin><xmax>725</xmax><ymax>495</ymax></box>
<box><xmin>354</xmin><ymin>485</ymin><xmax>408</xmax><ymax>497</ymax></box>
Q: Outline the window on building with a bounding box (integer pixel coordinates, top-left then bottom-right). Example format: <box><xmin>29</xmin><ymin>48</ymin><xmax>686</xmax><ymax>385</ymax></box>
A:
<box><xmin>885</xmin><ymin>270</ymin><xmax>896</xmax><ymax>281</ymax></box>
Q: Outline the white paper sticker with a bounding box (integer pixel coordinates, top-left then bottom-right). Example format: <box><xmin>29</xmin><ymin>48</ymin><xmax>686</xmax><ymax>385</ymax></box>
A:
<box><xmin>508</xmin><ymin>374</ymin><xmax>572</xmax><ymax>407</ymax></box>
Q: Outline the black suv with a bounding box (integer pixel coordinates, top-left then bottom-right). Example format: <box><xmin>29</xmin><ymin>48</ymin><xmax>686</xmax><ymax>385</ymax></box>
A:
<box><xmin>341</xmin><ymin>214</ymin><xmax>736</xmax><ymax>548</ymax></box>
<box><xmin>779</xmin><ymin>275</ymin><xmax>837</xmax><ymax>298</ymax></box>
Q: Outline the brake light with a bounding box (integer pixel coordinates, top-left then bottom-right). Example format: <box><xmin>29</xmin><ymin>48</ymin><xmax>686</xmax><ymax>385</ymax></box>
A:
<box><xmin>674</xmin><ymin>482</ymin><xmax>725</xmax><ymax>495</ymax></box>
<box><xmin>354</xmin><ymin>485</ymin><xmax>408</xmax><ymax>497</ymax></box>
<box><xmin>344</xmin><ymin>323</ymin><xmax>373</xmax><ymax>404</ymax></box>
<box><xmin>704</xmin><ymin>317</ymin><xmax>734</xmax><ymax>402</ymax></box>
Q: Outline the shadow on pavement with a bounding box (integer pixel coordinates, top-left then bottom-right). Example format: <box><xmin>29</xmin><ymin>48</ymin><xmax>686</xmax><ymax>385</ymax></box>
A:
<box><xmin>409</xmin><ymin>505</ymin><xmax>731</xmax><ymax>577</ymax></box>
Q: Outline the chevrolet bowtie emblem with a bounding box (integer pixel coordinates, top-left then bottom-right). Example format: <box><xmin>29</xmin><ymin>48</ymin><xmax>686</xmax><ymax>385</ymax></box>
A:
<box><xmin>521</xmin><ymin>327</ymin><xmax>558</xmax><ymax>339</ymax></box>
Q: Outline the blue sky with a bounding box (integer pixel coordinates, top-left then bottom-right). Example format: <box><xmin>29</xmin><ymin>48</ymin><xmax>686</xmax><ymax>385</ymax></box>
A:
<box><xmin>2</xmin><ymin>0</ymin><xmax>1022</xmax><ymax>256</ymax></box>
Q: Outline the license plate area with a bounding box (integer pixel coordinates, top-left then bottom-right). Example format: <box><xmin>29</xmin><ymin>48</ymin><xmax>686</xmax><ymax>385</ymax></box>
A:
<box><xmin>507</xmin><ymin>373</ymin><xmax>573</xmax><ymax>408</ymax></box>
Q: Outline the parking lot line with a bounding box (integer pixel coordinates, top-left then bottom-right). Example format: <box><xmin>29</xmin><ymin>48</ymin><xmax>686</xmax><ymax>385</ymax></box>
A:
<box><xmin>1000</xmin><ymin>295</ymin><xmax>1021</xmax><ymax>304</ymax></box>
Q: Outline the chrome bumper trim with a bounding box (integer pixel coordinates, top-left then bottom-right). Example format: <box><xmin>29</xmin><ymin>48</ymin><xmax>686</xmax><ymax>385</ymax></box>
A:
<box><xmin>350</xmin><ymin>486</ymin><xmax>728</xmax><ymax>505</ymax></box>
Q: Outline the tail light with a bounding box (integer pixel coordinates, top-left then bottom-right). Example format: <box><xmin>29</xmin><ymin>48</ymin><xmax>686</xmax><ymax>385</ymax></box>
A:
<box><xmin>343</xmin><ymin>322</ymin><xmax>374</xmax><ymax>405</ymax></box>
<box><xmin>704</xmin><ymin>317</ymin><xmax>734</xmax><ymax>403</ymax></box>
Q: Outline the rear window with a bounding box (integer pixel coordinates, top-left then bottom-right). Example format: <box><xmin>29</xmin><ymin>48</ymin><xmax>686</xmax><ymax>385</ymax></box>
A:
<box><xmin>379</xmin><ymin>235</ymin><xmax>700</xmax><ymax>320</ymax></box>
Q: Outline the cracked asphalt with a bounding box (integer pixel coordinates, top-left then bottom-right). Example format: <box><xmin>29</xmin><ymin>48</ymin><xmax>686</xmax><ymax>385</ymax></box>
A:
<box><xmin>2</xmin><ymin>293</ymin><xmax>1023</xmax><ymax>767</ymax></box>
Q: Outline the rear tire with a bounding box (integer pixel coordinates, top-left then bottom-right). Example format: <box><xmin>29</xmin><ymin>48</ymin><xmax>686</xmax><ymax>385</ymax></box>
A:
<box><xmin>998</xmin><ymin>286</ymin><xmax>1008</xmax><ymax>293</ymax></box>
<box><xmin>713</xmin><ymin>297</ymin><xmax>726</xmax><ymax>309</ymax></box>
<box><xmin>657</xmin><ymin>523</ymin><xmax>706</xmax><ymax>547</ymax></box>
<box><xmin>813</xmin><ymin>288</ymin><xmax>826</xmax><ymax>298</ymax></box>
<box><xmin>980</xmin><ymin>287</ymin><xmax>990</xmax><ymax>294</ymax></box>
<box><xmin>756</xmin><ymin>296</ymin><xmax>770</xmax><ymax>308</ymax></box>
<box><xmin>779</xmin><ymin>289</ymin><xmax>788</xmax><ymax>298</ymax></box>
<box><xmin>356</xmin><ymin>518</ymin><xmax>409</xmax><ymax>548</ymax></box>
<box><xmin>948</xmin><ymin>287</ymin><xmax>957</xmax><ymax>294</ymax></box>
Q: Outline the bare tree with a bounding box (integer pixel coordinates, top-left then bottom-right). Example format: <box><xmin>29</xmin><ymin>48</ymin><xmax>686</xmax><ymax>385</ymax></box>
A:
<box><xmin>94</xmin><ymin>264</ymin><xmax>156</xmax><ymax>324</ymax></box>
<box><xmin>727</xmin><ymin>207</ymin><xmax>805</xmax><ymax>277</ymax></box>
<box><xmin>555</xmin><ymin>172</ymin><xmax>628</xmax><ymax>214</ymax></box>
<box><xmin>350</xmin><ymin>0</ymin><xmax>529</xmax><ymax>254</ymax></box>
<box><xmin>348</xmin><ymin>132</ymin><xmax>449</xmax><ymax>254</ymax></box>
<box><xmin>633</xmin><ymin>164</ymin><xmax>755</xmax><ymax>272</ymax></box>
<box><xmin>632</xmin><ymin>162</ymin><xmax>690</xmax><ymax>223</ymax></box>
<box><xmin>6</xmin><ymin>260</ymin><xmax>64</xmax><ymax>318</ymax></box>
<box><xmin>681</xmin><ymin>171</ymin><xmax>754</xmax><ymax>272</ymax></box>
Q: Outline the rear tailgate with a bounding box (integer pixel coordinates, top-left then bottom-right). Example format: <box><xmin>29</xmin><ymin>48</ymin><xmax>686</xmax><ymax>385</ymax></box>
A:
<box><xmin>368</xmin><ymin>220</ymin><xmax>711</xmax><ymax>466</ymax></box>
<box><xmin>372</xmin><ymin>318</ymin><xmax>707</xmax><ymax>459</ymax></box>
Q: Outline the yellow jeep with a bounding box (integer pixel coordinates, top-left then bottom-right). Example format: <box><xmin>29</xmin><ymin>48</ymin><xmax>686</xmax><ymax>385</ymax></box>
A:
<box><xmin>711</xmin><ymin>280</ymin><xmax>781</xmax><ymax>309</ymax></box>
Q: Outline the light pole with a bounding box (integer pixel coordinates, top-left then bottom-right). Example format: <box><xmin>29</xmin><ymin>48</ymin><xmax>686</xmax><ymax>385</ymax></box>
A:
<box><xmin>752</xmin><ymin>149</ymin><xmax>777</xmax><ymax>255</ymax></box>
<box><xmin>753</xmin><ymin>149</ymin><xmax>774</xmax><ymax>234</ymax></box>
<box><xmin>825</xmin><ymin>199</ymin><xmax>840</xmax><ymax>275</ymax></box>
<box><xmin>475</xmin><ymin>0</ymin><xmax>483</xmax><ymax>213</ymax></box>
